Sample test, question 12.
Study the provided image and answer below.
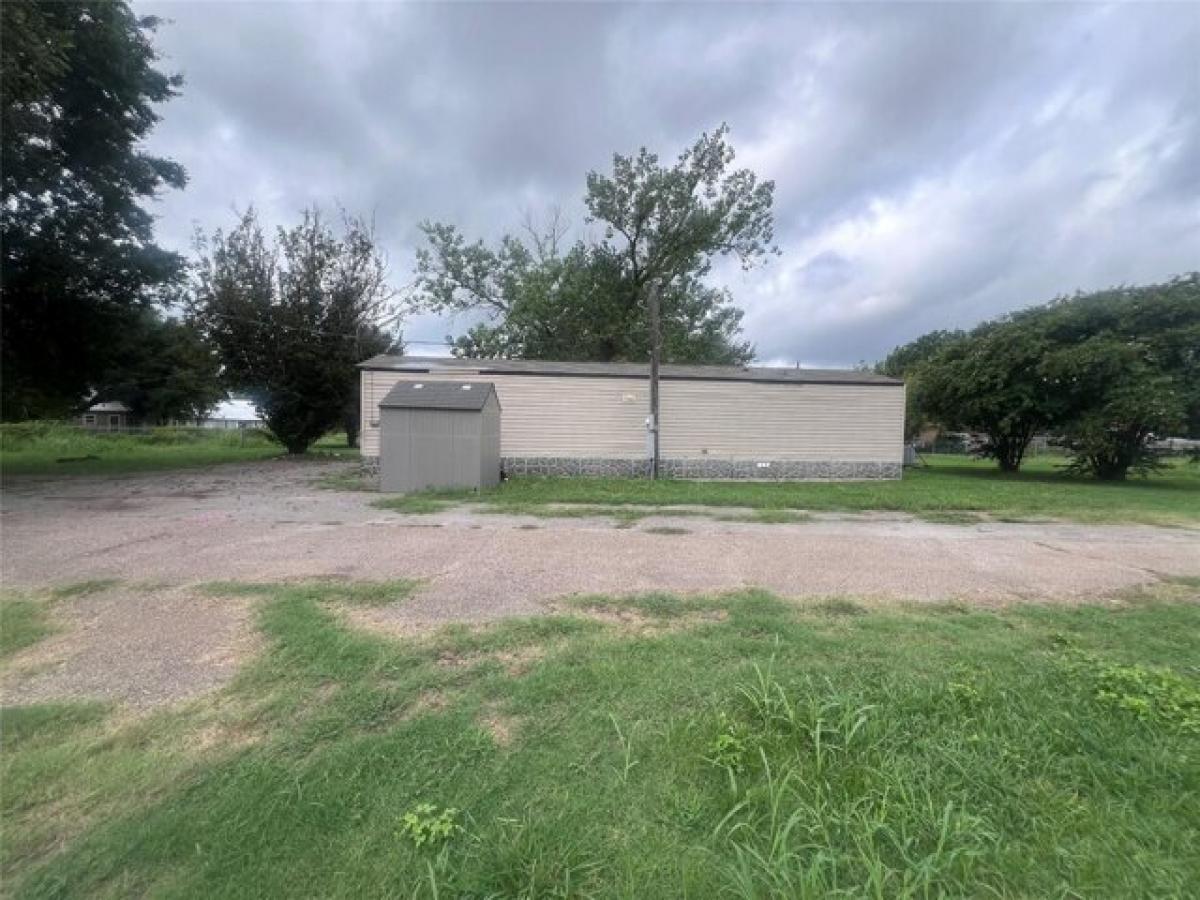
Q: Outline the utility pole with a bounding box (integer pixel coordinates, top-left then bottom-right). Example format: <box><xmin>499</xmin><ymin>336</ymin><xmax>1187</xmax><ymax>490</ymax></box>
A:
<box><xmin>646</xmin><ymin>280</ymin><xmax>661</xmax><ymax>479</ymax></box>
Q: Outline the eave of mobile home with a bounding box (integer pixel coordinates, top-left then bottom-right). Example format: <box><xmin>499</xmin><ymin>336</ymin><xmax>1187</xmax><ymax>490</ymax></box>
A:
<box><xmin>359</xmin><ymin>355</ymin><xmax>906</xmax><ymax>480</ymax></box>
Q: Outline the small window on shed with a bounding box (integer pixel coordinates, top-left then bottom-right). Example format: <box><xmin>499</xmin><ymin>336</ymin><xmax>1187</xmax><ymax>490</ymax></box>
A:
<box><xmin>83</xmin><ymin>414</ymin><xmax>96</xmax><ymax>425</ymax></box>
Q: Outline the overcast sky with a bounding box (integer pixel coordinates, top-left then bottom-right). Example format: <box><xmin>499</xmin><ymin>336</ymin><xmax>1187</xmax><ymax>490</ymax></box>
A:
<box><xmin>139</xmin><ymin>1</ymin><xmax>1199</xmax><ymax>367</ymax></box>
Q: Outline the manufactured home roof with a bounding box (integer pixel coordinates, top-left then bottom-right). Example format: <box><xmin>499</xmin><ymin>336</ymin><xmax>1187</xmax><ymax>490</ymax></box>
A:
<box><xmin>379</xmin><ymin>380</ymin><xmax>498</xmax><ymax>411</ymax></box>
<box><xmin>361</xmin><ymin>355</ymin><xmax>901</xmax><ymax>386</ymax></box>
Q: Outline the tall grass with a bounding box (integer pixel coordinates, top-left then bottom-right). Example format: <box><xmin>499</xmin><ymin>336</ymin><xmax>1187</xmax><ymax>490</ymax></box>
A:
<box><xmin>0</xmin><ymin>423</ymin><xmax>356</xmax><ymax>476</ymax></box>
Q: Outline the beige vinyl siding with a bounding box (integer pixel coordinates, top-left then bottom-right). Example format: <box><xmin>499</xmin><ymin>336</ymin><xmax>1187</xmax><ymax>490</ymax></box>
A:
<box><xmin>362</xmin><ymin>369</ymin><xmax>903</xmax><ymax>463</ymax></box>
<box><xmin>363</xmin><ymin>370</ymin><xmax>648</xmax><ymax>459</ymax></box>
<box><xmin>660</xmin><ymin>380</ymin><xmax>903</xmax><ymax>462</ymax></box>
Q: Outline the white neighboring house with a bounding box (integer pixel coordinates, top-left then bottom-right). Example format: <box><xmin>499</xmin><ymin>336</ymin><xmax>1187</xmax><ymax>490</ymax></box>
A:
<box><xmin>202</xmin><ymin>398</ymin><xmax>263</xmax><ymax>430</ymax></box>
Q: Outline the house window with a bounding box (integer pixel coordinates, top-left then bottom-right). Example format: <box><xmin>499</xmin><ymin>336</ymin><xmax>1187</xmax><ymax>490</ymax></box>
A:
<box><xmin>83</xmin><ymin>415</ymin><xmax>96</xmax><ymax>426</ymax></box>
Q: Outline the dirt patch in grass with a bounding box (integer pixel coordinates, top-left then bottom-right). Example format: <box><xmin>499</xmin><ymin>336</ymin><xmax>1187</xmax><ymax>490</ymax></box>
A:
<box><xmin>405</xmin><ymin>688</ymin><xmax>451</xmax><ymax>720</ymax></box>
<box><xmin>1</xmin><ymin>586</ymin><xmax>261</xmax><ymax>710</ymax></box>
<box><xmin>555</xmin><ymin>602</ymin><xmax>728</xmax><ymax>635</ymax></box>
<box><xmin>188</xmin><ymin>717</ymin><xmax>266</xmax><ymax>755</ymax></box>
<box><xmin>478</xmin><ymin>704</ymin><xmax>520</xmax><ymax>747</ymax></box>
<box><xmin>434</xmin><ymin>643</ymin><xmax>552</xmax><ymax>677</ymax></box>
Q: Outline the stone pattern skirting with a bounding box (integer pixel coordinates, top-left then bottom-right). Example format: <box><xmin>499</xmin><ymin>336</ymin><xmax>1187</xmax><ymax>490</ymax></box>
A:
<box><xmin>501</xmin><ymin>457</ymin><xmax>901</xmax><ymax>480</ymax></box>
<box><xmin>362</xmin><ymin>456</ymin><xmax>901</xmax><ymax>481</ymax></box>
<box><xmin>660</xmin><ymin>458</ymin><xmax>902</xmax><ymax>480</ymax></box>
<box><xmin>502</xmin><ymin>456</ymin><xmax>653</xmax><ymax>478</ymax></box>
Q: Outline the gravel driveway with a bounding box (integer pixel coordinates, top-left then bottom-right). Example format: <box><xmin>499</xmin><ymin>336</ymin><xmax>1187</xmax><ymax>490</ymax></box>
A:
<box><xmin>3</xmin><ymin>459</ymin><xmax>1198</xmax><ymax>707</ymax></box>
<box><xmin>4</xmin><ymin>459</ymin><xmax>1198</xmax><ymax>610</ymax></box>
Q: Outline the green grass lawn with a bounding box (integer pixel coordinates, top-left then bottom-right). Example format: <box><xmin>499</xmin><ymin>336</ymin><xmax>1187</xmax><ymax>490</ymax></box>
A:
<box><xmin>0</xmin><ymin>423</ymin><xmax>359</xmax><ymax>477</ymax></box>
<box><xmin>3</xmin><ymin>579</ymin><xmax>1198</xmax><ymax>897</ymax></box>
<box><xmin>377</xmin><ymin>454</ymin><xmax>1200</xmax><ymax>527</ymax></box>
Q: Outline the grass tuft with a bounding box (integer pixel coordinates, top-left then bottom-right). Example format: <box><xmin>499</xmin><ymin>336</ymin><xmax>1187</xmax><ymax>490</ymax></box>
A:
<box><xmin>0</xmin><ymin>596</ymin><xmax>56</xmax><ymax>659</ymax></box>
<box><xmin>50</xmin><ymin>578</ymin><xmax>121</xmax><ymax>600</ymax></box>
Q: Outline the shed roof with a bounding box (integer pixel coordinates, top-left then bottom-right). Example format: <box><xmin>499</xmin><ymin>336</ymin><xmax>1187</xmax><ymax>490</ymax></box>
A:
<box><xmin>360</xmin><ymin>355</ymin><xmax>901</xmax><ymax>386</ymax></box>
<box><xmin>379</xmin><ymin>380</ymin><xmax>498</xmax><ymax>411</ymax></box>
<box><xmin>86</xmin><ymin>401</ymin><xmax>132</xmax><ymax>413</ymax></box>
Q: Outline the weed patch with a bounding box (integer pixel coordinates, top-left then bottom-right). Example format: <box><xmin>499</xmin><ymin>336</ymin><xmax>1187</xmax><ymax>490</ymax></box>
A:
<box><xmin>1068</xmin><ymin>653</ymin><xmax>1200</xmax><ymax>733</ymax></box>
<box><xmin>721</xmin><ymin>509</ymin><xmax>813</xmax><ymax>524</ymax></box>
<box><xmin>0</xmin><ymin>596</ymin><xmax>56</xmax><ymax>659</ymax></box>
<box><xmin>915</xmin><ymin>510</ymin><xmax>987</xmax><ymax>525</ymax></box>
<box><xmin>315</xmin><ymin>468</ymin><xmax>375</xmax><ymax>492</ymax></box>
<box><xmin>372</xmin><ymin>495</ymin><xmax>455</xmax><ymax>514</ymax></box>
<box><xmin>398</xmin><ymin>803</ymin><xmax>462</xmax><ymax>849</ymax></box>
<box><xmin>50</xmin><ymin>578</ymin><xmax>121</xmax><ymax>600</ymax></box>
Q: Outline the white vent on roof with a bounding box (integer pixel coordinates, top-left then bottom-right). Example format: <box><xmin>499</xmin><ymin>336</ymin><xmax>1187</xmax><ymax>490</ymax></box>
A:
<box><xmin>413</xmin><ymin>383</ymin><xmax>424</xmax><ymax>389</ymax></box>
<box><xmin>461</xmin><ymin>384</ymin><xmax>472</xmax><ymax>390</ymax></box>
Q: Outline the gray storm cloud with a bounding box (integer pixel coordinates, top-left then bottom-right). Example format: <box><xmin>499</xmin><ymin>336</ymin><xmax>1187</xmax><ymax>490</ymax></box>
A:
<box><xmin>141</xmin><ymin>1</ymin><xmax>1200</xmax><ymax>365</ymax></box>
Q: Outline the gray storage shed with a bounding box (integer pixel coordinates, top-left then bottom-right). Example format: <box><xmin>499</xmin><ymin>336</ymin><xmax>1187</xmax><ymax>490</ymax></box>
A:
<box><xmin>379</xmin><ymin>380</ymin><xmax>501</xmax><ymax>493</ymax></box>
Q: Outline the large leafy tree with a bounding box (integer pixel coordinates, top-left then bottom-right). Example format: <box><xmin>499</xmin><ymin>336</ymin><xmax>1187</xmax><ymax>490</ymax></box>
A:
<box><xmin>414</xmin><ymin>217</ymin><xmax>753</xmax><ymax>365</ymax></box>
<box><xmin>192</xmin><ymin>209</ymin><xmax>398</xmax><ymax>454</ymax></box>
<box><xmin>1044</xmin><ymin>339</ymin><xmax>1184</xmax><ymax>479</ymax></box>
<box><xmin>918</xmin><ymin>313</ymin><xmax>1061</xmax><ymax>472</ymax></box>
<box><xmin>411</xmin><ymin>124</ymin><xmax>774</xmax><ymax>370</ymax></box>
<box><xmin>1041</xmin><ymin>274</ymin><xmax>1199</xmax><ymax>479</ymax></box>
<box><xmin>884</xmin><ymin>272</ymin><xmax>1199</xmax><ymax>478</ymax></box>
<box><xmin>415</xmin><ymin>219</ymin><xmax>752</xmax><ymax>364</ymax></box>
<box><xmin>584</xmin><ymin>124</ymin><xmax>777</xmax><ymax>307</ymax></box>
<box><xmin>1</xmin><ymin>1</ymin><xmax>186</xmax><ymax>419</ymax></box>
<box><xmin>90</xmin><ymin>309</ymin><xmax>225</xmax><ymax>424</ymax></box>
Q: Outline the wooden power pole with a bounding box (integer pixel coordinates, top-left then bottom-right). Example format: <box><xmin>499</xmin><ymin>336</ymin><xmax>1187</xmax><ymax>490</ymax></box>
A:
<box><xmin>647</xmin><ymin>280</ymin><xmax>661</xmax><ymax>479</ymax></box>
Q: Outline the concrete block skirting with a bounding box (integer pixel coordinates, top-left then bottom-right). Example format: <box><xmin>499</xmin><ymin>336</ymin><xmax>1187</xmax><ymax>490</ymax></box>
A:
<box><xmin>502</xmin><ymin>457</ymin><xmax>902</xmax><ymax>480</ymax></box>
<box><xmin>363</xmin><ymin>456</ymin><xmax>901</xmax><ymax>482</ymax></box>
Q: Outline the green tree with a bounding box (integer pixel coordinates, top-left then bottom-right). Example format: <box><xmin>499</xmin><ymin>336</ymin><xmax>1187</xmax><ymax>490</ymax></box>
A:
<box><xmin>584</xmin><ymin>124</ymin><xmax>777</xmax><ymax>300</ymax></box>
<box><xmin>891</xmin><ymin>273</ymin><xmax>1199</xmax><ymax>478</ymax></box>
<box><xmin>91</xmin><ymin>309</ymin><xmax>224</xmax><ymax>424</ymax></box>
<box><xmin>1041</xmin><ymin>274</ymin><xmax>1199</xmax><ymax>479</ymax></box>
<box><xmin>414</xmin><ymin>213</ymin><xmax>753</xmax><ymax>365</ymax></box>
<box><xmin>1</xmin><ymin>1</ymin><xmax>185</xmax><ymax>419</ymax></box>
<box><xmin>192</xmin><ymin>208</ymin><xmax>397</xmax><ymax>454</ymax></box>
<box><xmin>1044</xmin><ymin>339</ymin><xmax>1185</xmax><ymax>479</ymax></box>
<box><xmin>588</xmin><ymin>124</ymin><xmax>778</xmax><ymax>475</ymax></box>
<box><xmin>919</xmin><ymin>314</ymin><xmax>1060</xmax><ymax>472</ymax></box>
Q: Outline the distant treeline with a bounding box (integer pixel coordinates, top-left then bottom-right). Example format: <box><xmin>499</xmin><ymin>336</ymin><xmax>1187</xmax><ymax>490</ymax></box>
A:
<box><xmin>877</xmin><ymin>274</ymin><xmax>1200</xmax><ymax>480</ymax></box>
